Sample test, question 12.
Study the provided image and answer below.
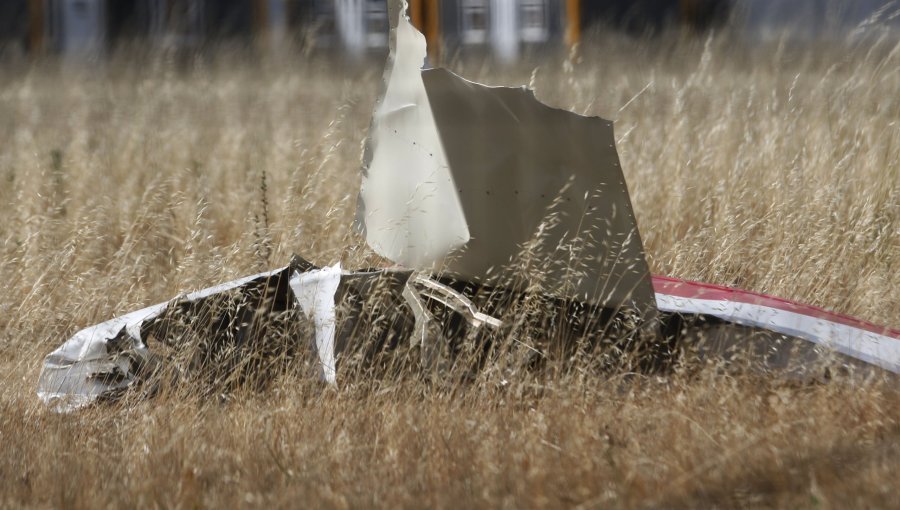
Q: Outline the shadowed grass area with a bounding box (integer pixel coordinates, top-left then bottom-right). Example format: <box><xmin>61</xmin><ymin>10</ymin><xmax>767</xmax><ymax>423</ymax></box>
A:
<box><xmin>0</xmin><ymin>29</ymin><xmax>898</xmax><ymax>507</ymax></box>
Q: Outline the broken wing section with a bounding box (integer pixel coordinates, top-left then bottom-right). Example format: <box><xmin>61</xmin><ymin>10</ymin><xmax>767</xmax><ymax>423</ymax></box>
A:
<box><xmin>36</xmin><ymin>267</ymin><xmax>290</xmax><ymax>412</ymax></box>
<box><xmin>37</xmin><ymin>255</ymin><xmax>504</xmax><ymax>411</ymax></box>
<box><xmin>421</xmin><ymin>69</ymin><xmax>657</xmax><ymax>319</ymax></box>
<box><xmin>37</xmin><ymin>303</ymin><xmax>164</xmax><ymax>413</ymax></box>
<box><xmin>356</xmin><ymin>2</ymin><xmax>470</xmax><ymax>268</ymax></box>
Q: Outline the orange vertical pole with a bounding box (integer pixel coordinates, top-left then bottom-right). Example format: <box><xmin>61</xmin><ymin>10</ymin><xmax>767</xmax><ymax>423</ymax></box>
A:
<box><xmin>254</xmin><ymin>0</ymin><xmax>268</xmax><ymax>45</ymax></box>
<box><xmin>565</xmin><ymin>0</ymin><xmax>580</xmax><ymax>47</ymax></box>
<box><xmin>425</xmin><ymin>0</ymin><xmax>440</xmax><ymax>62</ymax></box>
<box><xmin>28</xmin><ymin>0</ymin><xmax>44</xmax><ymax>53</ymax></box>
<box><xmin>409</xmin><ymin>0</ymin><xmax>423</xmax><ymax>29</ymax></box>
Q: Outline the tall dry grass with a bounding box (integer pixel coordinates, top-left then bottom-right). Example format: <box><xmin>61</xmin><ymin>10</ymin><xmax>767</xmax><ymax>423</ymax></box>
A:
<box><xmin>1</xmin><ymin>29</ymin><xmax>898</xmax><ymax>508</ymax></box>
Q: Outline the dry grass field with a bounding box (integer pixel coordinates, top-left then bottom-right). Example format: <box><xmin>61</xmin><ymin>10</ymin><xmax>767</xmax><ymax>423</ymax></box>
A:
<box><xmin>1</xmin><ymin>29</ymin><xmax>898</xmax><ymax>508</ymax></box>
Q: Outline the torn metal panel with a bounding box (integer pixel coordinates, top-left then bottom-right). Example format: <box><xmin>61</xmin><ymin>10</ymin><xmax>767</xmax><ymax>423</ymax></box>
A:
<box><xmin>36</xmin><ymin>2</ymin><xmax>900</xmax><ymax>413</ymax></box>
<box><xmin>146</xmin><ymin>266</ymin><xmax>306</xmax><ymax>394</ymax></box>
<box><xmin>35</xmin><ymin>253</ymin><xmax>898</xmax><ymax>413</ymax></box>
<box><xmin>332</xmin><ymin>268</ymin><xmax>416</xmax><ymax>368</ymax></box>
<box><xmin>669</xmin><ymin>319</ymin><xmax>887</xmax><ymax>380</ymax></box>
<box><xmin>37</xmin><ymin>266</ymin><xmax>293</xmax><ymax>412</ymax></box>
<box><xmin>37</xmin><ymin>303</ymin><xmax>162</xmax><ymax>413</ymax></box>
<box><xmin>411</xmin><ymin>275</ymin><xmax>503</xmax><ymax>330</ymax></box>
<box><xmin>653</xmin><ymin>276</ymin><xmax>900</xmax><ymax>375</ymax></box>
<box><xmin>421</xmin><ymin>68</ymin><xmax>656</xmax><ymax>318</ymax></box>
<box><xmin>357</xmin><ymin>1</ymin><xmax>470</xmax><ymax>269</ymax></box>
<box><xmin>356</xmin><ymin>4</ymin><xmax>656</xmax><ymax>321</ymax></box>
<box><xmin>290</xmin><ymin>264</ymin><xmax>343</xmax><ymax>383</ymax></box>
<box><xmin>37</xmin><ymin>255</ymin><xmax>504</xmax><ymax>411</ymax></box>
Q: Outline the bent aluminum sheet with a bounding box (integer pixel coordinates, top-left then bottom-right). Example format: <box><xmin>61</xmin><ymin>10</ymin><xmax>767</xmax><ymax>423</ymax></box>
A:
<box><xmin>290</xmin><ymin>264</ymin><xmax>343</xmax><ymax>383</ymax></box>
<box><xmin>38</xmin><ymin>264</ymin><xmax>334</xmax><ymax>412</ymax></box>
<box><xmin>357</xmin><ymin>3</ymin><xmax>656</xmax><ymax>318</ymax></box>
<box><xmin>38</xmin><ymin>257</ymin><xmax>502</xmax><ymax>412</ymax></box>
<box><xmin>357</xmin><ymin>0</ymin><xmax>470</xmax><ymax>269</ymax></box>
<box><xmin>653</xmin><ymin>276</ymin><xmax>900</xmax><ymax>375</ymax></box>
<box><xmin>422</xmin><ymin>69</ymin><xmax>655</xmax><ymax>316</ymax></box>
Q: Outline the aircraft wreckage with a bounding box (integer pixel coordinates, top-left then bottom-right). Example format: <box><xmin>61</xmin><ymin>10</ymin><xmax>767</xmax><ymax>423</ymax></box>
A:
<box><xmin>39</xmin><ymin>2</ymin><xmax>900</xmax><ymax>412</ymax></box>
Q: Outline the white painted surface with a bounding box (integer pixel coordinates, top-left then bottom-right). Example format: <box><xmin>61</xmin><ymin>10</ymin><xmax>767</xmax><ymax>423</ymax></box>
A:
<box><xmin>656</xmin><ymin>293</ymin><xmax>900</xmax><ymax>374</ymax></box>
<box><xmin>360</xmin><ymin>7</ymin><xmax>471</xmax><ymax>269</ymax></box>
<box><xmin>289</xmin><ymin>264</ymin><xmax>343</xmax><ymax>384</ymax></box>
<box><xmin>38</xmin><ymin>267</ymin><xmax>288</xmax><ymax>411</ymax></box>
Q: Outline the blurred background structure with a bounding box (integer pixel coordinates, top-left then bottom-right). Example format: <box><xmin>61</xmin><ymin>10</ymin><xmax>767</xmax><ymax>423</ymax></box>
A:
<box><xmin>1</xmin><ymin>1</ymin><xmax>898</xmax><ymax>62</ymax></box>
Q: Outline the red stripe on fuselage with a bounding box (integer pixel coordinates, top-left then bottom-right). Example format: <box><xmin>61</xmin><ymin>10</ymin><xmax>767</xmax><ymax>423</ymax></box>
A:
<box><xmin>651</xmin><ymin>275</ymin><xmax>900</xmax><ymax>340</ymax></box>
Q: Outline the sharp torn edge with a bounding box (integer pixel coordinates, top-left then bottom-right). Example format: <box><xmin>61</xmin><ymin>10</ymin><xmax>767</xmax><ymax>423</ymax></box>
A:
<box><xmin>35</xmin><ymin>2</ymin><xmax>900</xmax><ymax>411</ymax></box>
<box><xmin>37</xmin><ymin>266</ymin><xmax>289</xmax><ymax>413</ymax></box>
<box><xmin>411</xmin><ymin>275</ymin><xmax>503</xmax><ymax>329</ymax></box>
<box><xmin>289</xmin><ymin>264</ymin><xmax>342</xmax><ymax>384</ymax></box>
<box><xmin>37</xmin><ymin>260</ymin><xmax>503</xmax><ymax>413</ymax></box>
<box><xmin>356</xmin><ymin>0</ymin><xmax>470</xmax><ymax>269</ymax></box>
<box><xmin>357</xmin><ymin>2</ymin><xmax>657</xmax><ymax>322</ymax></box>
<box><xmin>37</xmin><ymin>258</ymin><xmax>900</xmax><ymax>413</ymax></box>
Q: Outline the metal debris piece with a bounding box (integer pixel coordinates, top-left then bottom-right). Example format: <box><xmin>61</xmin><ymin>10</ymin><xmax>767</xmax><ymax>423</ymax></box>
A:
<box><xmin>653</xmin><ymin>276</ymin><xmax>900</xmax><ymax>376</ymax></box>
<box><xmin>411</xmin><ymin>275</ymin><xmax>503</xmax><ymax>330</ymax></box>
<box><xmin>37</xmin><ymin>265</ymin><xmax>292</xmax><ymax>413</ymax></box>
<box><xmin>36</xmin><ymin>2</ymin><xmax>900</xmax><ymax>412</ymax></box>
<box><xmin>357</xmin><ymin>2</ymin><xmax>657</xmax><ymax>321</ymax></box>
<box><xmin>356</xmin><ymin>0</ymin><xmax>470</xmax><ymax>269</ymax></box>
<box><xmin>289</xmin><ymin>264</ymin><xmax>342</xmax><ymax>383</ymax></box>
<box><xmin>37</xmin><ymin>256</ymin><xmax>502</xmax><ymax>412</ymax></box>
